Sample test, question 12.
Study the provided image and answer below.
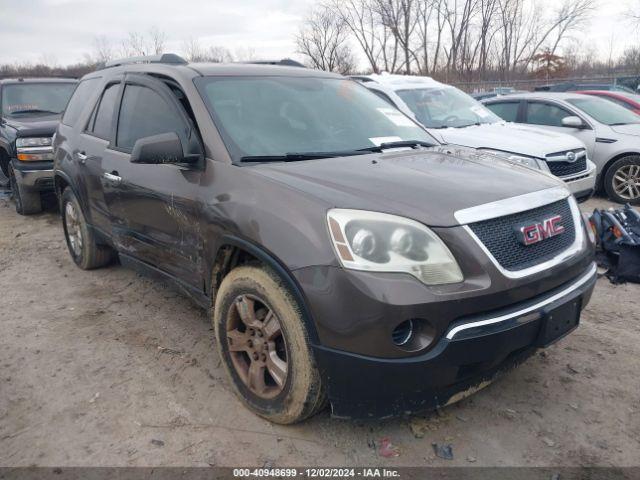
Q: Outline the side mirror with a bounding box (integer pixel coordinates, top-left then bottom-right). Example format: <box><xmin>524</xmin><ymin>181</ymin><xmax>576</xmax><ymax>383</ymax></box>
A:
<box><xmin>130</xmin><ymin>132</ymin><xmax>191</xmax><ymax>164</ymax></box>
<box><xmin>561</xmin><ymin>116</ymin><xmax>585</xmax><ymax>129</ymax></box>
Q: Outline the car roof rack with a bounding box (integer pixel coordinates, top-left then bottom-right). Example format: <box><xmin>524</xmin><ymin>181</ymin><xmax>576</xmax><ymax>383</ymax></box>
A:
<box><xmin>241</xmin><ymin>59</ymin><xmax>305</xmax><ymax>68</ymax></box>
<box><xmin>103</xmin><ymin>53</ymin><xmax>188</xmax><ymax>69</ymax></box>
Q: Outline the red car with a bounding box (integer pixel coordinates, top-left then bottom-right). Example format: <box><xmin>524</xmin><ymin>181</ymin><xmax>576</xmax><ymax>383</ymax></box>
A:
<box><xmin>577</xmin><ymin>90</ymin><xmax>640</xmax><ymax>116</ymax></box>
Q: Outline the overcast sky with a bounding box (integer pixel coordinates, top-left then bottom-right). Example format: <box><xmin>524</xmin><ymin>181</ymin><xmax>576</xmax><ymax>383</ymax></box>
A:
<box><xmin>0</xmin><ymin>0</ymin><xmax>636</xmax><ymax>68</ymax></box>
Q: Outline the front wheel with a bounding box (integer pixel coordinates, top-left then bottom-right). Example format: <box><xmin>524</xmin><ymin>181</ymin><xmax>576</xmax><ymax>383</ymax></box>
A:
<box><xmin>213</xmin><ymin>265</ymin><xmax>326</xmax><ymax>424</ymax></box>
<box><xmin>604</xmin><ymin>156</ymin><xmax>640</xmax><ymax>204</ymax></box>
<box><xmin>9</xmin><ymin>165</ymin><xmax>42</xmax><ymax>215</ymax></box>
<box><xmin>61</xmin><ymin>187</ymin><xmax>114</xmax><ymax>269</ymax></box>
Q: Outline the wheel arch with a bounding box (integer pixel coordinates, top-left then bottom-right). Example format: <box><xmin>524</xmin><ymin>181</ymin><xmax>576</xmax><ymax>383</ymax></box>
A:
<box><xmin>208</xmin><ymin>235</ymin><xmax>320</xmax><ymax>344</ymax></box>
<box><xmin>600</xmin><ymin>151</ymin><xmax>640</xmax><ymax>187</ymax></box>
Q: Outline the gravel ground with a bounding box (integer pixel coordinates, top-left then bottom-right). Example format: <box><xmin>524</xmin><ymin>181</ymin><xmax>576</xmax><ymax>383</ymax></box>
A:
<box><xmin>0</xmin><ymin>193</ymin><xmax>638</xmax><ymax>468</ymax></box>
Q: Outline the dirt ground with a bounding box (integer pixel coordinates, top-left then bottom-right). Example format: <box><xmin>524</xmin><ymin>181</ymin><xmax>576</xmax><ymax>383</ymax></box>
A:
<box><xmin>0</xmin><ymin>192</ymin><xmax>638</xmax><ymax>468</ymax></box>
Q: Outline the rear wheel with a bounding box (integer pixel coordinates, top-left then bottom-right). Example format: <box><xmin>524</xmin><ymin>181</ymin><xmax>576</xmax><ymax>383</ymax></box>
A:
<box><xmin>213</xmin><ymin>265</ymin><xmax>326</xmax><ymax>424</ymax></box>
<box><xmin>9</xmin><ymin>165</ymin><xmax>42</xmax><ymax>215</ymax></box>
<box><xmin>604</xmin><ymin>156</ymin><xmax>640</xmax><ymax>204</ymax></box>
<box><xmin>61</xmin><ymin>187</ymin><xmax>113</xmax><ymax>269</ymax></box>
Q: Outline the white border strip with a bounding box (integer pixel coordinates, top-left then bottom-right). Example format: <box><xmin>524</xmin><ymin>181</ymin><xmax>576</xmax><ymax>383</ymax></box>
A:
<box><xmin>446</xmin><ymin>262</ymin><xmax>596</xmax><ymax>340</ymax></box>
<box><xmin>454</xmin><ymin>186</ymin><xmax>570</xmax><ymax>225</ymax></box>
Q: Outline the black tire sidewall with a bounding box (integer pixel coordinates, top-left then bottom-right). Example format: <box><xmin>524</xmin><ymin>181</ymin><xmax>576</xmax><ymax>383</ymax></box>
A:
<box><xmin>604</xmin><ymin>156</ymin><xmax>640</xmax><ymax>204</ymax></box>
<box><xmin>9</xmin><ymin>166</ymin><xmax>23</xmax><ymax>214</ymax></box>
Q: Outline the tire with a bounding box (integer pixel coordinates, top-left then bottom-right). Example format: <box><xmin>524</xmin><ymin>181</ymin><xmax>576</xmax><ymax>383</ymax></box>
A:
<box><xmin>603</xmin><ymin>155</ymin><xmax>640</xmax><ymax>204</ymax></box>
<box><xmin>213</xmin><ymin>265</ymin><xmax>326</xmax><ymax>424</ymax></box>
<box><xmin>9</xmin><ymin>165</ymin><xmax>42</xmax><ymax>215</ymax></box>
<box><xmin>61</xmin><ymin>187</ymin><xmax>113</xmax><ymax>270</ymax></box>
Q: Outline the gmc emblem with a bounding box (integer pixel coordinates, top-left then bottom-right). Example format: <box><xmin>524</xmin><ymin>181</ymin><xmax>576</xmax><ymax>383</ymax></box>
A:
<box><xmin>516</xmin><ymin>215</ymin><xmax>565</xmax><ymax>246</ymax></box>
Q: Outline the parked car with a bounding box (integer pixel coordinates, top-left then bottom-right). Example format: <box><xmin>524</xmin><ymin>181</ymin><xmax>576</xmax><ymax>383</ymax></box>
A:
<box><xmin>534</xmin><ymin>82</ymin><xmax>636</xmax><ymax>93</ymax></box>
<box><xmin>483</xmin><ymin>92</ymin><xmax>640</xmax><ymax>204</ymax></box>
<box><xmin>353</xmin><ymin>74</ymin><xmax>596</xmax><ymax>201</ymax></box>
<box><xmin>577</xmin><ymin>90</ymin><xmax>640</xmax><ymax>116</ymax></box>
<box><xmin>470</xmin><ymin>87</ymin><xmax>527</xmax><ymax>101</ymax></box>
<box><xmin>55</xmin><ymin>54</ymin><xmax>596</xmax><ymax>423</ymax></box>
<box><xmin>0</xmin><ymin>77</ymin><xmax>78</xmax><ymax>214</ymax></box>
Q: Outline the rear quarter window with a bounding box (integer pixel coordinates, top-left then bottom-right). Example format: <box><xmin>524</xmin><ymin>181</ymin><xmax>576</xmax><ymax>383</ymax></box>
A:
<box><xmin>61</xmin><ymin>78</ymin><xmax>99</xmax><ymax>127</ymax></box>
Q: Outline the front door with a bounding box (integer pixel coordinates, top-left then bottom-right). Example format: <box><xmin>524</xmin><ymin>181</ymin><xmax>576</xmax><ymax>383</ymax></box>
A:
<box><xmin>103</xmin><ymin>74</ymin><xmax>204</xmax><ymax>288</ymax></box>
<box><xmin>523</xmin><ymin>100</ymin><xmax>597</xmax><ymax>159</ymax></box>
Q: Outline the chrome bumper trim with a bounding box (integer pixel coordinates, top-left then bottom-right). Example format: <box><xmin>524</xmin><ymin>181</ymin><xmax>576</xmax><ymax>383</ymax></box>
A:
<box><xmin>446</xmin><ymin>262</ymin><xmax>597</xmax><ymax>340</ymax></box>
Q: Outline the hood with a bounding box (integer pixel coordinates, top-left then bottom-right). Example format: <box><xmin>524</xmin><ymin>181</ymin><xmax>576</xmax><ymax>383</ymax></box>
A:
<box><xmin>435</xmin><ymin>122</ymin><xmax>585</xmax><ymax>158</ymax></box>
<box><xmin>610</xmin><ymin>123</ymin><xmax>640</xmax><ymax>137</ymax></box>
<box><xmin>5</xmin><ymin>114</ymin><xmax>61</xmax><ymax>137</ymax></box>
<box><xmin>250</xmin><ymin>146</ymin><xmax>563</xmax><ymax>227</ymax></box>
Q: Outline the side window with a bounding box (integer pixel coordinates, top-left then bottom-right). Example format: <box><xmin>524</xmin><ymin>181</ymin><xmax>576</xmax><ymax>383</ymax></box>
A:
<box><xmin>88</xmin><ymin>83</ymin><xmax>120</xmax><ymax>140</ymax></box>
<box><xmin>116</xmin><ymin>85</ymin><xmax>185</xmax><ymax>151</ymax></box>
<box><xmin>526</xmin><ymin>102</ymin><xmax>573</xmax><ymax>127</ymax></box>
<box><xmin>485</xmin><ymin>102</ymin><xmax>519</xmax><ymax>122</ymax></box>
<box><xmin>61</xmin><ymin>78</ymin><xmax>99</xmax><ymax>127</ymax></box>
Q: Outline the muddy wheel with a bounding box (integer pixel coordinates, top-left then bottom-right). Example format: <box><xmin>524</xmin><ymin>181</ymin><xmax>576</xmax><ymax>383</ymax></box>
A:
<box><xmin>213</xmin><ymin>265</ymin><xmax>326</xmax><ymax>424</ymax></box>
<box><xmin>604</xmin><ymin>156</ymin><xmax>640</xmax><ymax>204</ymax></box>
<box><xmin>61</xmin><ymin>187</ymin><xmax>113</xmax><ymax>269</ymax></box>
<box><xmin>9</xmin><ymin>165</ymin><xmax>42</xmax><ymax>215</ymax></box>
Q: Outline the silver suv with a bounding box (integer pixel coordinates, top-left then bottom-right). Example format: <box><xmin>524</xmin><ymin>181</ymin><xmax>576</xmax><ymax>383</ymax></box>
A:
<box><xmin>353</xmin><ymin>74</ymin><xmax>597</xmax><ymax>202</ymax></box>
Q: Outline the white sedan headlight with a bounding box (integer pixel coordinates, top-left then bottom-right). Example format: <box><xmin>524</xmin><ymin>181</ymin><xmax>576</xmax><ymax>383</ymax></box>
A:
<box><xmin>481</xmin><ymin>149</ymin><xmax>550</xmax><ymax>172</ymax></box>
<box><xmin>15</xmin><ymin>136</ymin><xmax>54</xmax><ymax>161</ymax></box>
<box><xmin>327</xmin><ymin>209</ymin><xmax>463</xmax><ymax>285</ymax></box>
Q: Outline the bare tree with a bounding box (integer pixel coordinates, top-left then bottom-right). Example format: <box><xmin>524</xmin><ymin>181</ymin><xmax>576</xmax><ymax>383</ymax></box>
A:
<box><xmin>374</xmin><ymin>0</ymin><xmax>420</xmax><ymax>73</ymax></box>
<box><xmin>297</xmin><ymin>7</ymin><xmax>356</xmax><ymax>73</ymax></box>
<box><xmin>331</xmin><ymin>0</ymin><xmax>386</xmax><ymax>73</ymax></box>
<box><xmin>92</xmin><ymin>35</ymin><xmax>114</xmax><ymax>63</ymax></box>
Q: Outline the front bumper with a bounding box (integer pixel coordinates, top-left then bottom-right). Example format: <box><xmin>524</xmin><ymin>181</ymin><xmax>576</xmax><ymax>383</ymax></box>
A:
<box><xmin>312</xmin><ymin>263</ymin><xmax>597</xmax><ymax>419</ymax></box>
<box><xmin>11</xmin><ymin>159</ymin><xmax>54</xmax><ymax>191</ymax></box>
<box><xmin>561</xmin><ymin>159</ymin><xmax>596</xmax><ymax>202</ymax></box>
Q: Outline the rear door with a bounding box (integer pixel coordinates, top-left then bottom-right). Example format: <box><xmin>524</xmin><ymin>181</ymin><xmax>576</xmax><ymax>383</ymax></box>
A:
<box><xmin>103</xmin><ymin>73</ymin><xmax>204</xmax><ymax>288</ymax></box>
<box><xmin>74</xmin><ymin>78</ymin><xmax>123</xmax><ymax>233</ymax></box>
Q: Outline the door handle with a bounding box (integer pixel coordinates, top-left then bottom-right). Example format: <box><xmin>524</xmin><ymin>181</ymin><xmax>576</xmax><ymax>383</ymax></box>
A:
<box><xmin>76</xmin><ymin>151</ymin><xmax>88</xmax><ymax>164</ymax></box>
<box><xmin>103</xmin><ymin>171</ymin><xmax>121</xmax><ymax>185</ymax></box>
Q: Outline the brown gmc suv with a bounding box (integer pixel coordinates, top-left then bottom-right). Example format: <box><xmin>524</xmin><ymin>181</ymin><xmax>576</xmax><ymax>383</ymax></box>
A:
<box><xmin>54</xmin><ymin>54</ymin><xmax>596</xmax><ymax>423</ymax></box>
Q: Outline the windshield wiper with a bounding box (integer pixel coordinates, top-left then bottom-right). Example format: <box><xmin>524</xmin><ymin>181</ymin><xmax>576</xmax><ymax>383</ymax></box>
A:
<box><xmin>609</xmin><ymin>122</ymin><xmax>638</xmax><ymax>126</ymax></box>
<box><xmin>357</xmin><ymin>140</ymin><xmax>436</xmax><ymax>152</ymax></box>
<box><xmin>454</xmin><ymin>122</ymin><xmax>482</xmax><ymax>128</ymax></box>
<box><xmin>241</xmin><ymin>151</ymin><xmax>370</xmax><ymax>163</ymax></box>
<box><xmin>9</xmin><ymin>109</ymin><xmax>60</xmax><ymax>115</ymax></box>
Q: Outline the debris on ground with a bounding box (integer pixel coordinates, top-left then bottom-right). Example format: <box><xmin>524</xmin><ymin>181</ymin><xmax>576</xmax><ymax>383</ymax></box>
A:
<box><xmin>466</xmin><ymin>455</ymin><xmax>477</xmax><ymax>463</ymax></box>
<box><xmin>378</xmin><ymin>437</ymin><xmax>400</xmax><ymax>458</ymax></box>
<box><xmin>150</xmin><ymin>439</ymin><xmax>165</xmax><ymax>447</ymax></box>
<box><xmin>541</xmin><ymin>437</ymin><xmax>556</xmax><ymax>447</ymax></box>
<box><xmin>88</xmin><ymin>392</ymin><xmax>100</xmax><ymax>404</ymax></box>
<box><xmin>432</xmin><ymin>442</ymin><xmax>454</xmax><ymax>460</ymax></box>
<box><xmin>408</xmin><ymin>414</ymin><xmax>447</xmax><ymax>438</ymax></box>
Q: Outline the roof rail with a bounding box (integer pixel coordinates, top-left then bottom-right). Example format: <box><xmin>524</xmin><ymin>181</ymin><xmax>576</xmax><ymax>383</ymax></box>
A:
<box><xmin>241</xmin><ymin>59</ymin><xmax>306</xmax><ymax>68</ymax></box>
<box><xmin>103</xmin><ymin>53</ymin><xmax>188</xmax><ymax>69</ymax></box>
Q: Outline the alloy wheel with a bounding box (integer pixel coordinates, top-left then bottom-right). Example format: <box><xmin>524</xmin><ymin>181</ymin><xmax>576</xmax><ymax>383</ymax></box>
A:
<box><xmin>226</xmin><ymin>294</ymin><xmax>288</xmax><ymax>399</ymax></box>
<box><xmin>612</xmin><ymin>164</ymin><xmax>640</xmax><ymax>200</ymax></box>
<box><xmin>65</xmin><ymin>202</ymin><xmax>83</xmax><ymax>257</ymax></box>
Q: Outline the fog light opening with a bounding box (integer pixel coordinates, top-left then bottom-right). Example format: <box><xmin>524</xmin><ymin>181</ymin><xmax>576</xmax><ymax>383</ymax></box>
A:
<box><xmin>391</xmin><ymin>318</ymin><xmax>436</xmax><ymax>352</ymax></box>
<box><xmin>392</xmin><ymin>319</ymin><xmax>414</xmax><ymax>346</ymax></box>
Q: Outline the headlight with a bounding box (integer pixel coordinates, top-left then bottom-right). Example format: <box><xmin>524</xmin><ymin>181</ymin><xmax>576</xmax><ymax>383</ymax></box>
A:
<box><xmin>327</xmin><ymin>209</ymin><xmax>464</xmax><ymax>285</ymax></box>
<box><xmin>16</xmin><ymin>136</ymin><xmax>54</xmax><ymax>161</ymax></box>
<box><xmin>582</xmin><ymin>212</ymin><xmax>597</xmax><ymax>246</ymax></box>
<box><xmin>481</xmin><ymin>149</ymin><xmax>549</xmax><ymax>172</ymax></box>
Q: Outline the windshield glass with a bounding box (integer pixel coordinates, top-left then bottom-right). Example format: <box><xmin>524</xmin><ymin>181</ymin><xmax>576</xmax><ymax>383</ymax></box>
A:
<box><xmin>195</xmin><ymin>77</ymin><xmax>436</xmax><ymax>161</ymax></box>
<box><xmin>567</xmin><ymin>97</ymin><xmax>640</xmax><ymax>125</ymax></box>
<box><xmin>395</xmin><ymin>86</ymin><xmax>501</xmax><ymax>128</ymax></box>
<box><xmin>1</xmin><ymin>83</ymin><xmax>76</xmax><ymax>116</ymax></box>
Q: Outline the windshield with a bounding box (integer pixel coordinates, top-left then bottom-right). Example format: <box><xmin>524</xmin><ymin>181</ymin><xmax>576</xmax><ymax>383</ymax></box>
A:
<box><xmin>1</xmin><ymin>82</ymin><xmax>77</xmax><ymax>116</ymax></box>
<box><xmin>567</xmin><ymin>97</ymin><xmax>640</xmax><ymax>125</ymax></box>
<box><xmin>195</xmin><ymin>77</ymin><xmax>436</xmax><ymax>161</ymax></box>
<box><xmin>395</xmin><ymin>86</ymin><xmax>501</xmax><ymax>128</ymax></box>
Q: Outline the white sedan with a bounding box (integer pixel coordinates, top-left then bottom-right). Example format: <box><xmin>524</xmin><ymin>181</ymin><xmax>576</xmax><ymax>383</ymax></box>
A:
<box><xmin>484</xmin><ymin>92</ymin><xmax>640</xmax><ymax>204</ymax></box>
